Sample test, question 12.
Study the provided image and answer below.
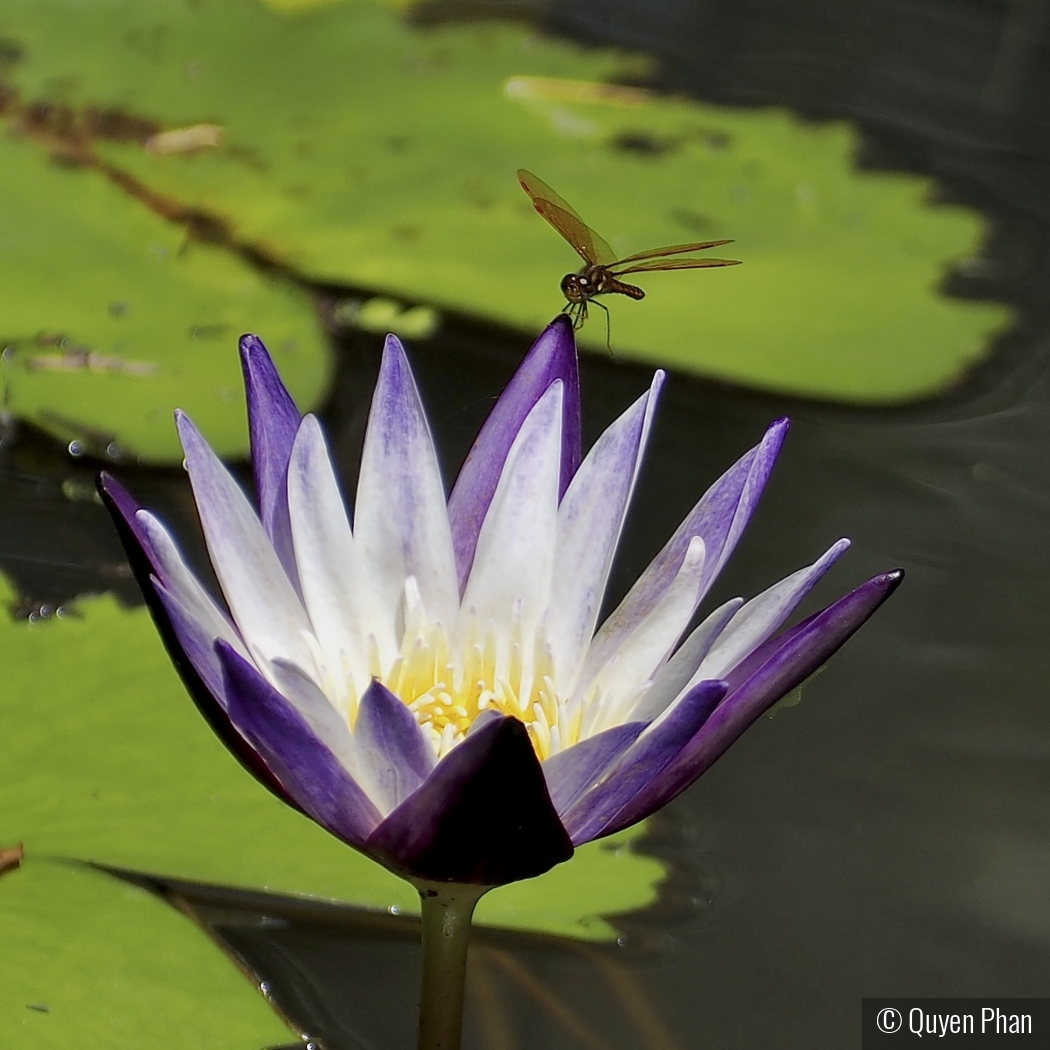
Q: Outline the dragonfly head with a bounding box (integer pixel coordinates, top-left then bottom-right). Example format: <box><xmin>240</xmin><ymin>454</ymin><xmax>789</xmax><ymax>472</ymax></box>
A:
<box><xmin>561</xmin><ymin>272</ymin><xmax>594</xmax><ymax>304</ymax></box>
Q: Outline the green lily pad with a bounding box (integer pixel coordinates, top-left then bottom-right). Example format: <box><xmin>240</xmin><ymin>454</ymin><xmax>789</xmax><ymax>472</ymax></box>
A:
<box><xmin>0</xmin><ymin>127</ymin><xmax>330</xmax><ymax>463</ymax></box>
<box><xmin>1</xmin><ymin>859</ymin><xmax>290</xmax><ymax>1049</ymax></box>
<box><xmin>0</xmin><ymin>580</ymin><xmax>664</xmax><ymax>941</ymax></box>
<box><xmin>0</xmin><ymin>0</ymin><xmax>1010</xmax><ymax>401</ymax></box>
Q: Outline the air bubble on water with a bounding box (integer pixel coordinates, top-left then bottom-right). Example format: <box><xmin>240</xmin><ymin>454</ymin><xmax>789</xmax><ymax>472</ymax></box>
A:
<box><xmin>68</xmin><ymin>440</ymin><xmax>84</xmax><ymax>457</ymax></box>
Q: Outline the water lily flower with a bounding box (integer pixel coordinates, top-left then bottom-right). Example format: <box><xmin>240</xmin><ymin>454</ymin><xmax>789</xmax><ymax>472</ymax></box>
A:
<box><xmin>100</xmin><ymin>318</ymin><xmax>901</xmax><ymax>890</ymax></box>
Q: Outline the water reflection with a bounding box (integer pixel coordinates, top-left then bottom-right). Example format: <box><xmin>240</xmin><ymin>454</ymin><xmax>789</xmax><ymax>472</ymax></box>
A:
<box><xmin>96</xmin><ymin>859</ymin><xmax>685</xmax><ymax>1050</ymax></box>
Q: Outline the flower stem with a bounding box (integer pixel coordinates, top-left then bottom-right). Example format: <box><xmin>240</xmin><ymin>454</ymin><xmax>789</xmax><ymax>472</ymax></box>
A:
<box><xmin>415</xmin><ymin>880</ymin><xmax>489</xmax><ymax>1050</ymax></box>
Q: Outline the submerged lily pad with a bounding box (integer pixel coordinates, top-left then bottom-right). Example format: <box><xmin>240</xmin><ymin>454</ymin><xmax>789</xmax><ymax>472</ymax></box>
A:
<box><xmin>0</xmin><ymin>125</ymin><xmax>330</xmax><ymax>463</ymax></box>
<box><xmin>0</xmin><ymin>0</ymin><xmax>1009</xmax><ymax>400</ymax></box>
<box><xmin>0</xmin><ymin>581</ymin><xmax>664</xmax><ymax>940</ymax></box>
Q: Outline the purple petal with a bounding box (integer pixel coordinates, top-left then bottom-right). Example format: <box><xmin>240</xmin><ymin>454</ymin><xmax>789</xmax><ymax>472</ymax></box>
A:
<box><xmin>240</xmin><ymin>334</ymin><xmax>302</xmax><ymax>585</ymax></box>
<box><xmin>542</xmin><ymin>722</ymin><xmax>646</xmax><ymax>815</ymax></box>
<box><xmin>447</xmin><ymin>315</ymin><xmax>580</xmax><ymax>591</ymax></box>
<box><xmin>366</xmin><ymin>716</ymin><xmax>573</xmax><ymax>884</ymax></box>
<box><xmin>98</xmin><ymin>476</ymin><xmax>299</xmax><ymax>810</ymax></box>
<box><xmin>217</xmin><ymin>641</ymin><xmax>382</xmax><ymax>846</ymax></box>
<box><xmin>354</xmin><ymin>680</ymin><xmax>436</xmax><ymax>812</ymax></box>
<box><xmin>600</xmin><ymin>569</ymin><xmax>905</xmax><ymax>838</ymax></box>
<box><xmin>153</xmin><ymin>579</ymin><xmax>231</xmax><ymax>710</ymax></box>
<box><xmin>580</xmin><ymin>418</ymin><xmax>788</xmax><ymax>686</ymax></box>
<box><xmin>562</xmin><ymin>679</ymin><xmax>728</xmax><ymax>845</ymax></box>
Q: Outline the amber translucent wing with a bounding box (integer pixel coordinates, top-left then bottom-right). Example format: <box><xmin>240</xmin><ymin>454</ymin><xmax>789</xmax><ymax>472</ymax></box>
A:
<box><xmin>614</xmin><ymin>239</ymin><xmax>735</xmax><ymax>264</ymax></box>
<box><xmin>518</xmin><ymin>169</ymin><xmax>619</xmax><ymax>266</ymax></box>
<box><xmin>612</xmin><ymin>256</ymin><xmax>741</xmax><ymax>274</ymax></box>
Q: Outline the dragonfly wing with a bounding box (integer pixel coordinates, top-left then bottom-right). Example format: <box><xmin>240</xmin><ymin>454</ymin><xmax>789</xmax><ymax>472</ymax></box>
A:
<box><xmin>518</xmin><ymin>169</ymin><xmax>619</xmax><ymax>265</ymax></box>
<box><xmin>518</xmin><ymin>169</ymin><xmax>588</xmax><ymax>224</ymax></box>
<box><xmin>614</xmin><ymin>239</ymin><xmax>735</xmax><ymax>264</ymax></box>
<box><xmin>611</xmin><ymin>256</ymin><xmax>741</xmax><ymax>274</ymax></box>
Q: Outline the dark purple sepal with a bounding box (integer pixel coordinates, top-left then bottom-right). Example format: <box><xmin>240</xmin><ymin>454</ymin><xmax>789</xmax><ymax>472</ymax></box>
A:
<box><xmin>97</xmin><ymin>473</ymin><xmax>302</xmax><ymax>812</ymax></box>
<box><xmin>600</xmin><ymin>569</ymin><xmax>905</xmax><ymax>838</ymax></box>
<box><xmin>355</xmin><ymin>680</ymin><xmax>436</xmax><ymax>810</ymax></box>
<box><xmin>217</xmin><ymin>641</ymin><xmax>382</xmax><ymax>846</ymax></box>
<box><xmin>447</xmin><ymin>315</ymin><xmax>580</xmax><ymax>591</ymax></box>
<box><xmin>562</xmin><ymin>679</ymin><xmax>728</xmax><ymax>845</ymax></box>
<box><xmin>239</xmin><ymin>334</ymin><xmax>302</xmax><ymax>586</ymax></box>
<box><xmin>366</xmin><ymin>716</ymin><xmax>574</xmax><ymax>885</ymax></box>
<box><xmin>467</xmin><ymin>708</ymin><xmax>504</xmax><ymax>735</ymax></box>
<box><xmin>542</xmin><ymin>722</ymin><xmax>646</xmax><ymax>815</ymax></box>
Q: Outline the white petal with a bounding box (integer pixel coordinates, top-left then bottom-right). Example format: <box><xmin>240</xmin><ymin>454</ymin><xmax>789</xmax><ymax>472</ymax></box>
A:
<box><xmin>287</xmin><ymin>415</ymin><xmax>373</xmax><ymax>697</ymax></box>
<box><xmin>459</xmin><ymin>382</ymin><xmax>563</xmax><ymax>690</ymax></box>
<box><xmin>693</xmin><ymin>538</ymin><xmax>851</xmax><ymax>681</ymax></box>
<box><xmin>583</xmin><ymin>535</ymin><xmax>707</xmax><ymax>731</ymax></box>
<box><xmin>547</xmin><ymin>373</ymin><xmax>663</xmax><ymax>695</ymax></box>
<box><xmin>354</xmin><ymin>336</ymin><xmax>459</xmax><ymax>658</ymax></box>
<box><xmin>177</xmin><ymin>412</ymin><xmax>314</xmax><ymax>671</ymax></box>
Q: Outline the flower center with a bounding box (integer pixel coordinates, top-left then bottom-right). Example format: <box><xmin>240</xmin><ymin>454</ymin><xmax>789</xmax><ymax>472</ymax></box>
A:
<box><xmin>371</xmin><ymin>591</ymin><xmax>578</xmax><ymax>762</ymax></box>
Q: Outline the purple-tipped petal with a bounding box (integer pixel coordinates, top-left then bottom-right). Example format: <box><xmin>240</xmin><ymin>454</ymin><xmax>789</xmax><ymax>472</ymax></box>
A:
<box><xmin>562</xmin><ymin>679</ymin><xmax>728</xmax><ymax>845</ymax></box>
<box><xmin>580</xmin><ymin>418</ymin><xmax>788</xmax><ymax>686</ymax></box>
<box><xmin>355</xmin><ymin>680</ymin><xmax>436</xmax><ymax>812</ymax></box>
<box><xmin>97</xmin><ymin>473</ymin><xmax>167</xmax><ymax>583</ymax></box>
<box><xmin>354</xmin><ymin>336</ymin><xmax>459</xmax><ymax>649</ymax></box>
<box><xmin>459</xmin><ymin>382</ymin><xmax>563</xmax><ymax>644</ymax></box>
<box><xmin>542</xmin><ymin>722</ymin><xmax>646</xmax><ymax>815</ymax></box>
<box><xmin>366</xmin><ymin>716</ymin><xmax>573</xmax><ymax>884</ymax></box>
<box><xmin>240</xmin><ymin>334</ymin><xmax>302</xmax><ymax>584</ymax></box>
<box><xmin>600</xmin><ymin>570</ymin><xmax>905</xmax><ymax>838</ymax></box>
<box><xmin>547</xmin><ymin>372</ymin><xmax>664</xmax><ymax>695</ymax></box>
<box><xmin>447</xmin><ymin>315</ymin><xmax>580</xmax><ymax>591</ymax></box>
<box><xmin>693</xmin><ymin>537</ymin><xmax>851</xmax><ymax>681</ymax></box>
<box><xmin>136</xmin><ymin>510</ymin><xmax>244</xmax><ymax>655</ymax></box>
<box><xmin>98</xmin><ymin>475</ymin><xmax>299</xmax><ymax>810</ymax></box>
<box><xmin>582</xmin><ymin>534</ymin><xmax>709</xmax><ymax>724</ymax></box>
<box><xmin>631</xmin><ymin>596</ymin><xmax>742</xmax><ymax>722</ymax></box>
<box><xmin>177</xmin><ymin>411</ymin><xmax>315</xmax><ymax>672</ymax></box>
<box><xmin>217</xmin><ymin>641</ymin><xmax>382</xmax><ymax>846</ymax></box>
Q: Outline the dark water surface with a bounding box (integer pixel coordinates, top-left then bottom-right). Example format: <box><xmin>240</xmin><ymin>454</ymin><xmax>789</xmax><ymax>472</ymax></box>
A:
<box><xmin>4</xmin><ymin>0</ymin><xmax>1050</xmax><ymax>1047</ymax></box>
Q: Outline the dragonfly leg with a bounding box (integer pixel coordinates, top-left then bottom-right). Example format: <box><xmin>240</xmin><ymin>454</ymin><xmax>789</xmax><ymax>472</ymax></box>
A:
<box><xmin>591</xmin><ymin>299</ymin><xmax>612</xmax><ymax>350</ymax></box>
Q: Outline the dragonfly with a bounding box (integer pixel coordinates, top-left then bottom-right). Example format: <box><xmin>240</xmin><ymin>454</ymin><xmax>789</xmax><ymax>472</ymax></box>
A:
<box><xmin>518</xmin><ymin>169</ymin><xmax>740</xmax><ymax>334</ymax></box>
